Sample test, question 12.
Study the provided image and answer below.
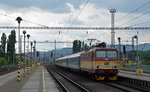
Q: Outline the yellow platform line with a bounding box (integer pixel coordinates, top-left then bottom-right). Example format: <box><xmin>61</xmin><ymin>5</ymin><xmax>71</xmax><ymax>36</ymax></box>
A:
<box><xmin>42</xmin><ymin>66</ymin><xmax>46</xmax><ymax>92</ymax></box>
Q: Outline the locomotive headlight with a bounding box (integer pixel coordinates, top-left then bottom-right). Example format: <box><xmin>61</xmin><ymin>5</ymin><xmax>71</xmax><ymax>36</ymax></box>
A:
<box><xmin>97</xmin><ymin>65</ymin><xmax>102</xmax><ymax>69</ymax></box>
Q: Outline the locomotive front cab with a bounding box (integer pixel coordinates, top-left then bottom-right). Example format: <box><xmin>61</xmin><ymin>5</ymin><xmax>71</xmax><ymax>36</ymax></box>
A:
<box><xmin>94</xmin><ymin>48</ymin><xmax>119</xmax><ymax>80</ymax></box>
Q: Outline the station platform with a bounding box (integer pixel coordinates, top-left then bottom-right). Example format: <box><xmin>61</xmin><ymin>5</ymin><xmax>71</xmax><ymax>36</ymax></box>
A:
<box><xmin>0</xmin><ymin>66</ymin><xmax>60</xmax><ymax>92</ymax></box>
<box><xmin>118</xmin><ymin>70</ymin><xmax>150</xmax><ymax>82</ymax></box>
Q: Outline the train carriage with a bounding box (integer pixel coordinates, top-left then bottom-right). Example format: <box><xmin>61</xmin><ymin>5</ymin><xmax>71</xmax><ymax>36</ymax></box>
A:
<box><xmin>55</xmin><ymin>52</ymin><xmax>82</xmax><ymax>70</ymax></box>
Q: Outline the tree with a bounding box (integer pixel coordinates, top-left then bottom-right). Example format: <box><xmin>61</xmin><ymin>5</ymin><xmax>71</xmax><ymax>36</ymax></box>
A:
<box><xmin>0</xmin><ymin>33</ymin><xmax>7</xmax><ymax>57</ymax></box>
<box><xmin>7</xmin><ymin>30</ymin><xmax>16</xmax><ymax>64</ymax></box>
<box><xmin>73</xmin><ymin>40</ymin><xmax>82</xmax><ymax>53</ymax></box>
<box><xmin>0</xmin><ymin>58</ymin><xmax>7</xmax><ymax>65</ymax></box>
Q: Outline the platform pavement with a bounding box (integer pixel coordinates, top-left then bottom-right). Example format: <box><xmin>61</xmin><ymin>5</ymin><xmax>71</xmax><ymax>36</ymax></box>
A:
<box><xmin>118</xmin><ymin>70</ymin><xmax>150</xmax><ymax>82</ymax></box>
<box><xmin>20</xmin><ymin>66</ymin><xmax>60</xmax><ymax>92</ymax></box>
<box><xmin>0</xmin><ymin>66</ymin><xmax>60</xmax><ymax>92</ymax></box>
<box><xmin>0</xmin><ymin>69</ymin><xmax>23</xmax><ymax>87</ymax></box>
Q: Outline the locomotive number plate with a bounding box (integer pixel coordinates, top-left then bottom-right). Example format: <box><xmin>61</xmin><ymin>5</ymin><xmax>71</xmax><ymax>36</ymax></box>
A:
<box><xmin>104</xmin><ymin>62</ymin><xmax>109</xmax><ymax>65</ymax></box>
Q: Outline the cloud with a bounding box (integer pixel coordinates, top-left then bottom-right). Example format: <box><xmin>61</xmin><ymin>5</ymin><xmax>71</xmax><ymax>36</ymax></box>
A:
<box><xmin>0</xmin><ymin>0</ymin><xmax>73</xmax><ymax>13</ymax></box>
<box><xmin>0</xmin><ymin>1</ymin><xmax>150</xmax><ymax>51</ymax></box>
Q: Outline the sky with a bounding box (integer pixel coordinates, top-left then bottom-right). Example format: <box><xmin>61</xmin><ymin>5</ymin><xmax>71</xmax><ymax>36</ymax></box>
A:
<box><xmin>0</xmin><ymin>0</ymin><xmax>150</xmax><ymax>52</ymax></box>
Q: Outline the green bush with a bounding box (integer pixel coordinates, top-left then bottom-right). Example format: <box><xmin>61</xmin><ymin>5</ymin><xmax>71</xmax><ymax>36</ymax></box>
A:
<box><xmin>0</xmin><ymin>58</ymin><xmax>7</xmax><ymax>65</ymax></box>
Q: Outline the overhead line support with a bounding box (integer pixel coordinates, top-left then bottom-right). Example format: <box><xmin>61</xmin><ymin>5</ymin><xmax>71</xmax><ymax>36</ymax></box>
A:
<box><xmin>0</xmin><ymin>26</ymin><xmax>150</xmax><ymax>30</ymax></box>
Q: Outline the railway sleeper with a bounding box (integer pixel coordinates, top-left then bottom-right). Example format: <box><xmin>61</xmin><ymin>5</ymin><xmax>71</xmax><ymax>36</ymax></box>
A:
<box><xmin>118</xmin><ymin>76</ymin><xmax>150</xmax><ymax>89</ymax></box>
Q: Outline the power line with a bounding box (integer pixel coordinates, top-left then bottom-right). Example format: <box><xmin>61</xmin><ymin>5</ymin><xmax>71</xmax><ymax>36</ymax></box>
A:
<box><xmin>68</xmin><ymin>0</ymin><xmax>83</xmax><ymax>23</ymax></box>
<box><xmin>119</xmin><ymin>10</ymin><xmax>150</xmax><ymax>27</ymax></box>
<box><xmin>116</xmin><ymin>1</ymin><xmax>150</xmax><ymax>23</ymax></box>
<box><xmin>0</xmin><ymin>12</ymin><xmax>49</xmax><ymax>27</ymax></box>
<box><xmin>65</xmin><ymin>0</ymin><xmax>83</xmax><ymax>40</ymax></box>
<box><xmin>127</xmin><ymin>20</ymin><xmax>150</xmax><ymax>27</ymax></box>
<box><xmin>70</xmin><ymin>0</ymin><xmax>89</xmax><ymax>27</ymax></box>
<box><xmin>23</xmin><ymin>20</ymin><xmax>49</xmax><ymax>27</ymax></box>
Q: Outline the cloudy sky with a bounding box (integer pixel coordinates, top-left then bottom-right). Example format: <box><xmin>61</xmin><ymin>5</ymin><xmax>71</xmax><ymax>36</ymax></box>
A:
<box><xmin>0</xmin><ymin>0</ymin><xmax>150</xmax><ymax>52</ymax></box>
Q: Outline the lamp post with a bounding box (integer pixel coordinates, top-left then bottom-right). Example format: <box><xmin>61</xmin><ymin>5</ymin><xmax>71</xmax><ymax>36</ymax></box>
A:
<box><xmin>16</xmin><ymin>17</ymin><xmax>22</xmax><ymax>81</ymax></box>
<box><xmin>30</xmin><ymin>42</ymin><xmax>33</xmax><ymax>72</ymax></box>
<box><xmin>118</xmin><ymin>37</ymin><xmax>121</xmax><ymax>63</ymax></box>
<box><xmin>23</xmin><ymin>30</ymin><xmax>26</xmax><ymax>77</ymax></box>
<box><xmin>132</xmin><ymin>37</ymin><xmax>135</xmax><ymax>62</ymax></box>
<box><xmin>33</xmin><ymin>46</ymin><xmax>35</xmax><ymax>69</ymax></box>
<box><xmin>134</xmin><ymin>35</ymin><xmax>139</xmax><ymax>70</ymax></box>
<box><xmin>134</xmin><ymin>35</ymin><xmax>138</xmax><ymax>62</ymax></box>
<box><xmin>34</xmin><ymin>40</ymin><xmax>36</xmax><ymax>68</ymax></box>
<box><xmin>27</xmin><ymin>34</ymin><xmax>30</xmax><ymax>73</ymax></box>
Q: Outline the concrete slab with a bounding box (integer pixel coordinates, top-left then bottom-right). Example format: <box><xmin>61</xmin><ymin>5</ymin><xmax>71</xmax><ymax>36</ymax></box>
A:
<box><xmin>0</xmin><ymin>69</ymin><xmax>23</xmax><ymax>87</ymax></box>
<box><xmin>118</xmin><ymin>70</ymin><xmax>150</xmax><ymax>82</ymax></box>
<box><xmin>20</xmin><ymin>68</ymin><xmax>41</xmax><ymax>92</ymax></box>
<box><xmin>43</xmin><ymin>67</ymin><xmax>60</xmax><ymax>92</ymax></box>
<box><xmin>20</xmin><ymin>66</ymin><xmax>60</xmax><ymax>92</ymax></box>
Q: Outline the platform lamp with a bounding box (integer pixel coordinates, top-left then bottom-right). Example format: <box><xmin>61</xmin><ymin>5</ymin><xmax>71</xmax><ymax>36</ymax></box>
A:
<box><xmin>23</xmin><ymin>30</ymin><xmax>26</xmax><ymax>77</ymax></box>
<box><xmin>33</xmin><ymin>40</ymin><xmax>36</xmax><ymax>68</ymax></box>
<box><xmin>30</xmin><ymin>42</ymin><xmax>33</xmax><ymax>72</ymax></box>
<box><xmin>27</xmin><ymin>34</ymin><xmax>30</xmax><ymax>73</ymax></box>
<box><xmin>134</xmin><ymin>35</ymin><xmax>139</xmax><ymax>69</ymax></box>
<box><xmin>33</xmin><ymin>46</ymin><xmax>35</xmax><ymax>69</ymax></box>
<box><xmin>118</xmin><ymin>37</ymin><xmax>121</xmax><ymax>62</ymax></box>
<box><xmin>16</xmin><ymin>17</ymin><xmax>22</xmax><ymax>81</ymax></box>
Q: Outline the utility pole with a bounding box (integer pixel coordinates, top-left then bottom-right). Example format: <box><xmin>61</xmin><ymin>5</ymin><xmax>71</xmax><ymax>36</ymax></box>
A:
<box><xmin>109</xmin><ymin>9</ymin><xmax>116</xmax><ymax>48</ymax></box>
<box><xmin>54</xmin><ymin>40</ymin><xmax>56</xmax><ymax>63</ymax></box>
<box><xmin>134</xmin><ymin>35</ymin><xmax>138</xmax><ymax>62</ymax></box>
<box><xmin>30</xmin><ymin>42</ymin><xmax>33</xmax><ymax>72</ymax></box>
<box><xmin>118</xmin><ymin>37</ymin><xmax>121</xmax><ymax>62</ymax></box>
<box><xmin>20</xmin><ymin>36</ymin><xmax>22</xmax><ymax>62</ymax></box>
<box><xmin>16</xmin><ymin>16</ymin><xmax>22</xmax><ymax>81</ymax></box>
<box><xmin>44</xmin><ymin>51</ymin><xmax>45</xmax><ymax>64</ymax></box>
<box><xmin>27</xmin><ymin>34</ymin><xmax>30</xmax><ymax>73</ymax></box>
<box><xmin>23</xmin><ymin>30</ymin><xmax>26</xmax><ymax>77</ymax></box>
<box><xmin>132</xmin><ymin>37</ymin><xmax>135</xmax><ymax>62</ymax></box>
<box><xmin>33</xmin><ymin>46</ymin><xmax>35</xmax><ymax>69</ymax></box>
<box><xmin>34</xmin><ymin>40</ymin><xmax>36</xmax><ymax>68</ymax></box>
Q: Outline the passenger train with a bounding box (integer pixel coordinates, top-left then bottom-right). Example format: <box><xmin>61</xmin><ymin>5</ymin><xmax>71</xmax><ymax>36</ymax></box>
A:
<box><xmin>55</xmin><ymin>43</ymin><xmax>119</xmax><ymax>80</ymax></box>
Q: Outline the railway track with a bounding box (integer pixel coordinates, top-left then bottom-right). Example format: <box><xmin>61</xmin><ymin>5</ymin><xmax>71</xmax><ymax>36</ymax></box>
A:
<box><xmin>114</xmin><ymin>81</ymin><xmax>150</xmax><ymax>92</ymax></box>
<box><xmin>101</xmin><ymin>82</ymin><xmax>135</xmax><ymax>92</ymax></box>
<box><xmin>0</xmin><ymin>67</ymin><xmax>17</xmax><ymax>76</ymax></box>
<box><xmin>47</xmin><ymin>65</ymin><xmax>150</xmax><ymax>92</ymax></box>
<box><xmin>46</xmin><ymin>66</ymin><xmax>90</xmax><ymax>92</ymax></box>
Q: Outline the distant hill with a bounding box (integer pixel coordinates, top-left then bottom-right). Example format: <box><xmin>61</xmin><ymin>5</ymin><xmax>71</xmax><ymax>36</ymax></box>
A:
<box><xmin>115</xmin><ymin>43</ymin><xmax>150</xmax><ymax>52</ymax></box>
<box><xmin>26</xmin><ymin>43</ymin><xmax>150</xmax><ymax>63</ymax></box>
<box><xmin>29</xmin><ymin>47</ymin><xmax>72</xmax><ymax>63</ymax></box>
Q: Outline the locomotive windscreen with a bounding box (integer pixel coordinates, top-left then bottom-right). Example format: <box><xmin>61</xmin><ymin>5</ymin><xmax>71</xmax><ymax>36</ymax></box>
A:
<box><xmin>96</xmin><ymin>50</ymin><xmax>117</xmax><ymax>59</ymax></box>
<box><xmin>107</xmin><ymin>51</ymin><xmax>117</xmax><ymax>57</ymax></box>
<box><xmin>96</xmin><ymin>51</ymin><xmax>106</xmax><ymax>58</ymax></box>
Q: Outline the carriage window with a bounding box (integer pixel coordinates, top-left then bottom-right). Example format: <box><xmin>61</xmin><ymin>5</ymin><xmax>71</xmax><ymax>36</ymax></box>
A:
<box><xmin>107</xmin><ymin>51</ymin><xmax>116</xmax><ymax>57</ymax></box>
<box><xmin>96</xmin><ymin>51</ymin><xmax>106</xmax><ymax>57</ymax></box>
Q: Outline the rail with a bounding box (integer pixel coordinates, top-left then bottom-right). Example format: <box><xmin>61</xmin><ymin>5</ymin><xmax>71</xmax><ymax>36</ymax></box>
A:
<box><xmin>46</xmin><ymin>66</ymin><xmax>90</xmax><ymax>92</ymax></box>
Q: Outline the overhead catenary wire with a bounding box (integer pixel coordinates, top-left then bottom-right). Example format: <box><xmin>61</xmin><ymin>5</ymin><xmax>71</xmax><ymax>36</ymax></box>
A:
<box><xmin>119</xmin><ymin>10</ymin><xmax>150</xmax><ymax>27</ymax></box>
<box><xmin>70</xmin><ymin>0</ymin><xmax>89</xmax><ymax>27</ymax></box>
<box><xmin>63</xmin><ymin>0</ymin><xmax>83</xmax><ymax>41</ymax></box>
<box><xmin>127</xmin><ymin>20</ymin><xmax>150</xmax><ymax>27</ymax></box>
<box><xmin>23</xmin><ymin>20</ymin><xmax>49</xmax><ymax>27</ymax></box>
<box><xmin>116</xmin><ymin>0</ymin><xmax>150</xmax><ymax>23</ymax></box>
<box><xmin>68</xmin><ymin>0</ymin><xmax>83</xmax><ymax>23</ymax></box>
<box><xmin>0</xmin><ymin>12</ymin><xmax>49</xmax><ymax>27</ymax></box>
<box><xmin>65</xmin><ymin>0</ymin><xmax>89</xmax><ymax>42</ymax></box>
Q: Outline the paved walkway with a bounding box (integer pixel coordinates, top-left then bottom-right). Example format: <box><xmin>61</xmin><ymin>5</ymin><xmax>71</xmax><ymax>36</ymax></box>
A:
<box><xmin>0</xmin><ymin>69</ymin><xmax>23</xmax><ymax>87</ymax></box>
<box><xmin>118</xmin><ymin>70</ymin><xmax>150</xmax><ymax>82</ymax></box>
<box><xmin>20</xmin><ymin>66</ymin><xmax>59</xmax><ymax>92</ymax></box>
<box><xmin>0</xmin><ymin>66</ymin><xmax>60</xmax><ymax>92</ymax></box>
